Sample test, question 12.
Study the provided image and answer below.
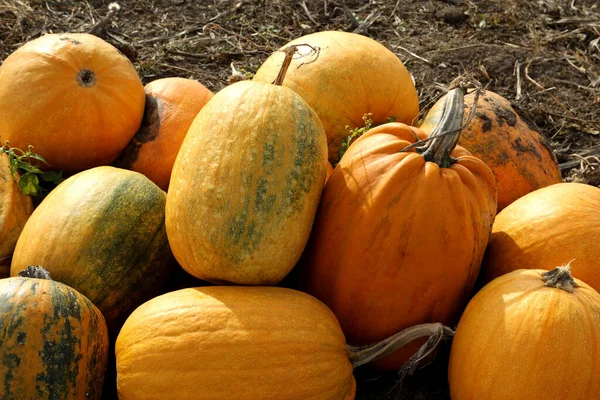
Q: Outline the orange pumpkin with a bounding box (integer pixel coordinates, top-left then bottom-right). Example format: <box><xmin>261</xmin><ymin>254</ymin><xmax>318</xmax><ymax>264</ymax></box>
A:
<box><xmin>0</xmin><ymin>33</ymin><xmax>145</xmax><ymax>172</ymax></box>
<box><xmin>480</xmin><ymin>182</ymin><xmax>600</xmax><ymax>291</ymax></box>
<box><xmin>114</xmin><ymin>77</ymin><xmax>214</xmax><ymax>190</ymax></box>
<box><xmin>299</xmin><ymin>88</ymin><xmax>497</xmax><ymax>369</ymax></box>
<box><xmin>419</xmin><ymin>90</ymin><xmax>562</xmax><ymax>211</ymax></box>
<box><xmin>0</xmin><ymin>153</ymin><xmax>34</xmax><ymax>278</ymax></box>
<box><xmin>325</xmin><ymin>161</ymin><xmax>334</xmax><ymax>184</ymax></box>
<box><xmin>253</xmin><ymin>31</ymin><xmax>419</xmax><ymax>164</ymax></box>
<box><xmin>449</xmin><ymin>266</ymin><xmax>600</xmax><ymax>399</ymax></box>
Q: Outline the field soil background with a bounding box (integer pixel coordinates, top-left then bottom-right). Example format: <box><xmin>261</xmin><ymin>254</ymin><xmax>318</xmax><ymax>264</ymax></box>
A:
<box><xmin>1</xmin><ymin>0</ymin><xmax>599</xmax><ymax>399</ymax></box>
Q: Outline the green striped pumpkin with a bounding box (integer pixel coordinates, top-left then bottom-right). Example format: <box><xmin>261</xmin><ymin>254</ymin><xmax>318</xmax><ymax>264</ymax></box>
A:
<box><xmin>166</xmin><ymin>78</ymin><xmax>328</xmax><ymax>285</ymax></box>
<box><xmin>0</xmin><ymin>266</ymin><xmax>109</xmax><ymax>400</ymax></box>
<box><xmin>10</xmin><ymin>166</ymin><xmax>174</xmax><ymax>333</ymax></box>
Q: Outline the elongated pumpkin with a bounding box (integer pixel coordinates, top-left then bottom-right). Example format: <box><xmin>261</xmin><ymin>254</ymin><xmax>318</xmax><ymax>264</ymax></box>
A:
<box><xmin>0</xmin><ymin>266</ymin><xmax>109</xmax><ymax>400</ymax></box>
<box><xmin>419</xmin><ymin>90</ymin><xmax>562</xmax><ymax>211</ymax></box>
<box><xmin>449</xmin><ymin>266</ymin><xmax>600</xmax><ymax>399</ymax></box>
<box><xmin>0</xmin><ymin>33</ymin><xmax>145</xmax><ymax>172</ymax></box>
<box><xmin>116</xmin><ymin>285</ymin><xmax>451</xmax><ymax>400</ymax></box>
<box><xmin>480</xmin><ymin>182</ymin><xmax>600</xmax><ymax>291</ymax></box>
<box><xmin>10</xmin><ymin>166</ymin><xmax>174</xmax><ymax>333</ymax></box>
<box><xmin>300</xmin><ymin>87</ymin><xmax>497</xmax><ymax>369</ymax></box>
<box><xmin>114</xmin><ymin>77</ymin><xmax>214</xmax><ymax>190</ymax></box>
<box><xmin>166</xmin><ymin>46</ymin><xmax>328</xmax><ymax>285</ymax></box>
<box><xmin>253</xmin><ymin>31</ymin><xmax>419</xmax><ymax>164</ymax></box>
<box><xmin>0</xmin><ymin>153</ymin><xmax>33</xmax><ymax>278</ymax></box>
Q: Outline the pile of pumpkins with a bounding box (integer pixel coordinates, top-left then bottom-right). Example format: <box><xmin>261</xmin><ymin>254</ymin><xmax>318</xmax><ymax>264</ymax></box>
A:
<box><xmin>1</xmin><ymin>29</ymin><xmax>600</xmax><ymax>400</ymax></box>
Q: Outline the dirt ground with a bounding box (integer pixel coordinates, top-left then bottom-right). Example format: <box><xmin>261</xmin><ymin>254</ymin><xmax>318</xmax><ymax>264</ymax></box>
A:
<box><xmin>1</xmin><ymin>0</ymin><xmax>599</xmax><ymax>399</ymax></box>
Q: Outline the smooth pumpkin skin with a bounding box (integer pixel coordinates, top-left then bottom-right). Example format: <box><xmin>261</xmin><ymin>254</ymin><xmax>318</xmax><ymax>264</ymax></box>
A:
<box><xmin>166</xmin><ymin>80</ymin><xmax>328</xmax><ymax>285</ymax></box>
<box><xmin>10</xmin><ymin>166</ymin><xmax>174</xmax><ymax>333</ymax></box>
<box><xmin>325</xmin><ymin>161</ymin><xmax>334</xmax><ymax>184</ymax></box>
<box><xmin>419</xmin><ymin>90</ymin><xmax>562</xmax><ymax>211</ymax></box>
<box><xmin>114</xmin><ymin>77</ymin><xmax>214</xmax><ymax>190</ymax></box>
<box><xmin>116</xmin><ymin>286</ymin><xmax>355</xmax><ymax>400</ymax></box>
<box><xmin>480</xmin><ymin>182</ymin><xmax>600</xmax><ymax>291</ymax></box>
<box><xmin>0</xmin><ymin>33</ymin><xmax>145</xmax><ymax>172</ymax></box>
<box><xmin>300</xmin><ymin>122</ymin><xmax>497</xmax><ymax>369</ymax></box>
<box><xmin>0</xmin><ymin>154</ymin><xmax>33</xmax><ymax>278</ymax></box>
<box><xmin>253</xmin><ymin>31</ymin><xmax>420</xmax><ymax>164</ymax></box>
<box><xmin>449</xmin><ymin>269</ymin><xmax>600</xmax><ymax>400</ymax></box>
<box><xmin>0</xmin><ymin>276</ymin><xmax>109</xmax><ymax>400</ymax></box>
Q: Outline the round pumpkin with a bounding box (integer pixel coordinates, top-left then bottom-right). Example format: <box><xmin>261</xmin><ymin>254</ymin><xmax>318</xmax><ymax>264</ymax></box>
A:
<box><xmin>0</xmin><ymin>33</ymin><xmax>145</xmax><ymax>172</ymax></box>
<box><xmin>0</xmin><ymin>153</ymin><xmax>34</xmax><ymax>278</ymax></box>
<box><xmin>299</xmin><ymin>88</ymin><xmax>497</xmax><ymax>369</ymax></box>
<box><xmin>0</xmin><ymin>266</ymin><xmax>109</xmax><ymax>400</ymax></box>
<box><xmin>449</xmin><ymin>267</ymin><xmax>600</xmax><ymax>399</ymax></box>
<box><xmin>113</xmin><ymin>77</ymin><xmax>214</xmax><ymax>190</ymax></box>
<box><xmin>116</xmin><ymin>286</ymin><xmax>355</xmax><ymax>400</ymax></box>
<box><xmin>10</xmin><ymin>166</ymin><xmax>174</xmax><ymax>333</ymax></box>
<box><xmin>166</xmin><ymin>52</ymin><xmax>328</xmax><ymax>285</ymax></box>
<box><xmin>419</xmin><ymin>90</ymin><xmax>562</xmax><ymax>211</ymax></box>
<box><xmin>480</xmin><ymin>182</ymin><xmax>600</xmax><ymax>291</ymax></box>
<box><xmin>325</xmin><ymin>161</ymin><xmax>333</xmax><ymax>184</ymax></box>
<box><xmin>253</xmin><ymin>31</ymin><xmax>419</xmax><ymax>164</ymax></box>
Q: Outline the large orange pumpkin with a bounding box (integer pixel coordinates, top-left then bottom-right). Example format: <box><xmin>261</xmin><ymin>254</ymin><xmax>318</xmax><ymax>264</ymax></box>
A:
<box><xmin>449</xmin><ymin>266</ymin><xmax>600</xmax><ymax>399</ymax></box>
<box><xmin>299</xmin><ymin>88</ymin><xmax>497</xmax><ymax>369</ymax></box>
<box><xmin>1</xmin><ymin>266</ymin><xmax>109</xmax><ymax>400</ymax></box>
<box><xmin>253</xmin><ymin>31</ymin><xmax>419</xmax><ymax>164</ymax></box>
<box><xmin>419</xmin><ymin>90</ymin><xmax>562</xmax><ymax>211</ymax></box>
<box><xmin>480</xmin><ymin>182</ymin><xmax>600</xmax><ymax>291</ymax></box>
<box><xmin>166</xmin><ymin>47</ymin><xmax>328</xmax><ymax>285</ymax></box>
<box><xmin>0</xmin><ymin>33</ymin><xmax>145</xmax><ymax>172</ymax></box>
<box><xmin>113</xmin><ymin>77</ymin><xmax>214</xmax><ymax>190</ymax></box>
<box><xmin>0</xmin><ymin>153</ymin><xmax>34</xmax><ymax>278</ymax></box>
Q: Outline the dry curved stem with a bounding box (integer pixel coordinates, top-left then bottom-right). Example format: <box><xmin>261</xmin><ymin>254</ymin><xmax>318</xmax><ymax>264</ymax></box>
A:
<box><xmin>88</xmin><ymin>2</ymin><xmax>121</xmax><ymax>36</ymax></box>
<box><xmin>348</xmin><ymin>322</ymin><xmax>454</xmax><ymax>369</ymax></box>
<box><xmin>271</xmin><ymin>43</ymin><xmax>320</xmax><ymax>85</ymax></box>
<box><xmin>542</xmin><ymin>260</ymin><xmax>579</xmax><ymax>293</ymax></box>
<box><xmin>17</xmin><ymin>265</ymin><xmax>52</xmax><ymax>280</ymax></box>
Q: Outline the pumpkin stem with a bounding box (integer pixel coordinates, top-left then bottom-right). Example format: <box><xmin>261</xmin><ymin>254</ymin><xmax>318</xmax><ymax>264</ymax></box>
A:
<box><xmin>348</xmin><ymin>322</ymin><xmax>454</xmax><ymax>369</ymax></box>
<box><xmin>541</xmin><ymin>260</ymin><xmax>579</xmax><ymax>293</ymax></box>
<box><xmin>272</xmin><ymin>44</ymin><xmax>320</xmax><ymax>86</ymax></box>
<box><xmin>17</xmin><ymin>265</ymin><xmax>53</xmax><ymax>280</ymax></box>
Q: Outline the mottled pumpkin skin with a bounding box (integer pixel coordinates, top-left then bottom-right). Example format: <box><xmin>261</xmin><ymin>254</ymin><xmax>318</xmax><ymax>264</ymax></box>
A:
<box><xmin>10</xmin><ymin>166</ymin><xmax>174</xmax><ymax>332</ymax></box>
<box><xmin>300</xmin><ymin>122</ymin><xmax>497</xmax><ymax>369</ymax></box>
<box><xmin>116</xmin><ymin>286</ymin><xmax>355</xmax><ymax>400</ymax></box>
<box><xmin>449</xmin><ymin>269</ymin><xmax>600</xmax><ymax>400</ymax></box>
<box><xmin>114</xmin><ymin>77</ymin><xmax>214</xmax><ymax>190</ymax></box>
<box><xmin>0</xmin><ymin>154</ymin><xmax>33</xmax><ymax>278</ymax></box>
<box><xmin>481</xmin><ymin>182</ymin><xmax>600</xmax><ymax>291</ymax></box>
<box><xmin>166</xmin><ymin>80</ymin><xmax>328</xmax><ymax>285</ymax></box>
<box><xmin>253</xmin><ymin>31</ymin><xmax>420</xmax><ymax>164</ymax></box>
<box><xmin>0</xmin><ymin>33</ymin><xmax>145</xmax><ymax>172</ymax></box>
<box><xmin>0</xmin><ymin>276</ymin><xmax>109</xmax><ymax>400</ymax></box>
<box><xmin>419</xmin><ymin>90</ymin><xmax>562</xmax><ymax>211</ymax></box>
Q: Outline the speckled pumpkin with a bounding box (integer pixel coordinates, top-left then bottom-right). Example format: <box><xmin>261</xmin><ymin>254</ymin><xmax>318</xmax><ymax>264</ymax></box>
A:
<box><xmin>253</xmin><ymin>31</ymin><xmax>420</xmax><ymax>164</ymax></box>
<box><xmin>10</xmin><ymin>166</ymin><xmax>174</xmax><ymax>332</ymax></box>
<box><xmin>0</xmin><ymin>267</ymin><xmax>109</xmax><ymax>400</ymax></box>
<box><xmin>116</xmin><ymin>286</ymin><xmax>355</xmax><ymax>400</ymax></box>
<box><xmin>114</xmin><ymin>77</ymin><xmax>214</xmax><ymax>190</ymax></box>
<box><xmin>0</xmin><ymin>153</ymin><xmax>33</xmax><ymax>278</ymax></box>
<box><xmin>419</xmin><ymin>90</ymin><xmax>562</xmax><ymax>211</ymax></box>
<box><xmin>166</xmin><ymin>78</ymin><xmax>328</xmax><ymax>285</ymax></box>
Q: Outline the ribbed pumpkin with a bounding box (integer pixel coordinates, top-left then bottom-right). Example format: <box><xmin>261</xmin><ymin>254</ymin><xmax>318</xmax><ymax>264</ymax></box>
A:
<box><xmin>300</xmin><ymin>88</ymin><xmax>497</xmax><ymax>369</ymax></box>
<box><xmin>166</xmin><ymin>47</ymin><xmax>328</xmax><ymax>285</ymax></box>
<box><xmin>0</xmin><ymin>153</ymin><xmax>33</xmax><ymax>278</ymax></box>
<box><xmin>10</xmin><ymin>166</ymin><xmax>174</xmax><ymax>332</ymax></box>
<box><xmin>253</xmin><ymin>31</ymin><xmax>419</xmax><ymax>164</ymax></box>
<box><xmin>0</xmin><ymin>33</ymin><xmax>145</xmax><ymax>172</ymax></box>
<box><xmin>480</xmin><ymin>182</ymin><xmax>600</xmax><ymax>291</ymax></box>
<box><xmin>0</xmin><ymin>266</ymin><xmax>109</xmax><ymax>400</ymax></box>
<box><xmin>449</xmin><ymin>266</ymin><xmax>600</xmax><ymax>399</ymax></box>
<box><xmin>113</xmin><ymin>77</ymin><xmax>214</xmax><ymax>190</ymax></box>
<box><xmin>419</xmin><ymin>90</ymin><xmax>562</xmax><ymax>211</ymax></box>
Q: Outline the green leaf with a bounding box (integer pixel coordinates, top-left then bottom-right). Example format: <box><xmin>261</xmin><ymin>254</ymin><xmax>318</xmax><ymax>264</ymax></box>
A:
<box><xmin>41</xmin><ymin>170</ymin><xmax>63</xmax><ymax>184</ymax></box>
<box><xmin>27</xmin><ymin>152</ymin><xmax>50</xmax><ymax>165</ymax></box>
<box><xmin>17</xmin><ymin>162</ymin><xmax>43</xmax><ymax>174</ymax></box>
<box><xmin>18</xmin><ymin>173</ymin><xmax>40</xmax><ymax>196</ymax></box>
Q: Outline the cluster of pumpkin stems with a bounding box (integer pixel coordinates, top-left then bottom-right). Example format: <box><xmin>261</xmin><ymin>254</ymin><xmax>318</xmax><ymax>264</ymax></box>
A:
<box><xmin>0</xmin><ymin>139</ymin><xmax>64</xmax><ymax>198</ymax></box>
